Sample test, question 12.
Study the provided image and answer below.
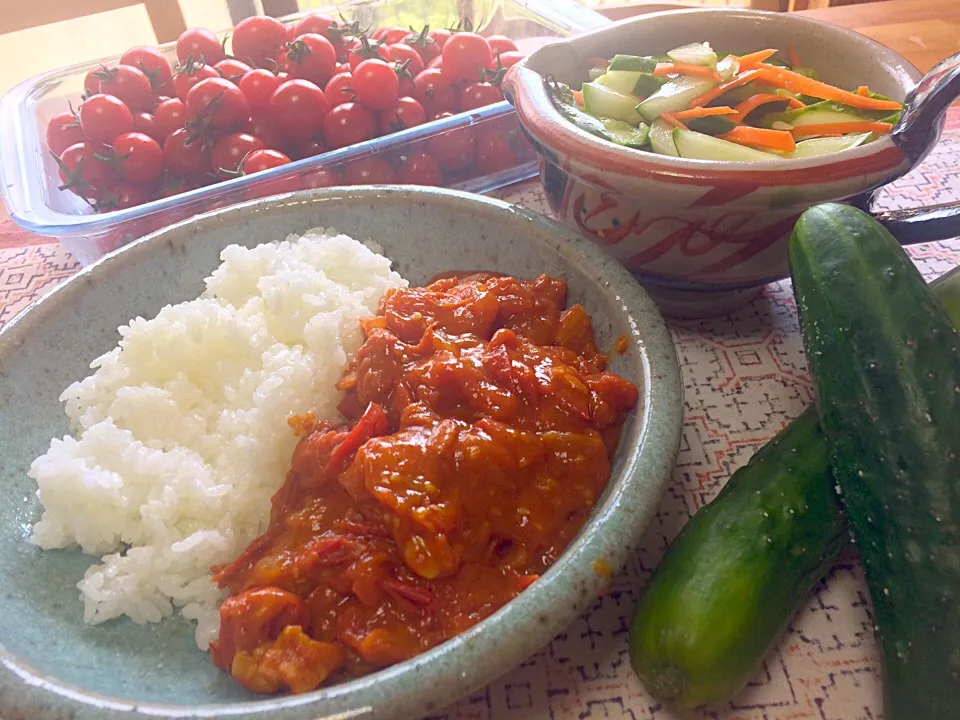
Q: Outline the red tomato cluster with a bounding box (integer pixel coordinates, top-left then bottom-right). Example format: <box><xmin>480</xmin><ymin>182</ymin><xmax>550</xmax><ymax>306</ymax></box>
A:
<box><xmin>46</xmin><ymin>15</ymin><xmax>525</xmax><ymax>213</ymax></box>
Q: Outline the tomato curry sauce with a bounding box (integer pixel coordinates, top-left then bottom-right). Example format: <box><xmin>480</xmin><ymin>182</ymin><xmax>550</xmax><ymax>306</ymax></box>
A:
<box><xmin>210</xmin><ymin>272</ymin><xmax>638</xmax><ymax>694</ymax></box>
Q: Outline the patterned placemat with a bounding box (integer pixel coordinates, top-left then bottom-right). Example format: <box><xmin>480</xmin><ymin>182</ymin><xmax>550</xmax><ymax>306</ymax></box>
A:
<box><xmin>2</xmin><ymin>115</ymin><xmax>959</xmax><ymax>718</ymax></box>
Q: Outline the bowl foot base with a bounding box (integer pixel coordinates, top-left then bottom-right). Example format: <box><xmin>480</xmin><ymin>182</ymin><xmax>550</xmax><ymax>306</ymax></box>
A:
<box><xmin>636</xmin><ymin>279</ymin><xmax>764</xmax><ymax>319</ymax></box>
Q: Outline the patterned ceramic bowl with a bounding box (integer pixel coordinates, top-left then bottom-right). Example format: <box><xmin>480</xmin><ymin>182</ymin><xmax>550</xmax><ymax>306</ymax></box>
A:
<box><xmin>503</xmin><ymin>8</ymin><xmax>960</xmax><ymax>317</ymax></box>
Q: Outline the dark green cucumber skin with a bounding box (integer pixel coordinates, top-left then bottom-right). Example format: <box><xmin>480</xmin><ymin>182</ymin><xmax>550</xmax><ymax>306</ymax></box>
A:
<box><xmin>628</xmin><ymin>408</ymin><xmax>846</xmax><ymax>709</ymax></box>
<box><xmin>627</xmin><ymin>260</ymin><xmax>960</xmax><ymax>711</ymax></box>
<box><xmin>790</xmin><ymin>203</ymin><xmax>960</xmax><ymax>720</ymax></box>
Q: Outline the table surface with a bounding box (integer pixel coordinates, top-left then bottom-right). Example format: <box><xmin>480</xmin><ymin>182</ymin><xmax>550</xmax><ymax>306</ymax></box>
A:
<box><xmin>2</xmin><ymin>3</ymin><xmax>960</xmax><ymax>719</ymax></box>
<box><xmin>798</xmin><ymin>0</ymin><xmax>960</xmax><ymax>74</ymax></box>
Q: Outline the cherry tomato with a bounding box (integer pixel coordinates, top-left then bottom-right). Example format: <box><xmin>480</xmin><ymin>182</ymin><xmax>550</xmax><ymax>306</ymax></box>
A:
<box><xmin>268</xmin><ymin>79</ymin><xmax>329</xmax><ymax>142</ymax></box>
<box><xmin>56</xmin><ymin>142</ymin><xmax>115</xmax><ymax>197</ymax></box>
<box><xmin>487</xmin><ymin>35</ymin><xmax>518</xmax><ymax>55</ymax></box>
<box><xmin>284</xmin><ymin>33</ymin><xmax>337</xmax><ymax>86</ymax></box>
<box><xmin>98</xmin><ymin>180</ymin><xmax>152</xmax><ymax>210</ymax></box>
<box><xmin>488</xmin><ymin>50</ymin><xmax>523</xmax><ymax>71</ymax></box>
<box><xmin>352</xmin><ymin>59</ymin><xmax>399</xmax><ymax>111</ymax></box>
<box><xmin>460</xmin><ymin>82</ymin><xmax>503</xmax><ymax>111</ymax></box>
<box><xmin>163</xmin><ymin>127</ymin><xmax>212</xmax><ymax>178</ymax></box>
<box><xmin>428</xmin><ymin>56</ymin><xmax>444</xmax><ymax>70</ymax></box>
<box><xmin>343</xmin><ymin>156</ymin><xmax>396</xmax><ymax>185</ymax></box>
<box><xmin>396</xmin><ymin>65</ymin><xmax>417</xmax><ymax>98</ymax></box>
<box><xmin>322</xmin><ymin>102</ymin><xmax>376</xmax><ymax>150</ymax></box>
<box><xmin>95</xmin><ymin>65</ymin><xmax>154</xmax><ymax>111</ymax></box>
<box><xmin>131</xmin><ymin>112</ymin><xmax>162</xmax><ymax>142</ymax></box>
<box><xmin>289</xmin><ymin>138</ymin><xmax>325</xmax><ymax>160</ymax></box>
<box><xmin>172</xmin><ymin>61</ymin><xmax>220</xmax><ymax>103</ymax></box>
<box><xmin>404</xmin><ymin>26</ymin><xmax>440</xmax><ymax>63</ymax></box>
<box><xmin>238</xmin><ymin>69</ymin><xmax>283</xmax><ymax>110</ymax></box>
<box><xmin>324</xmin><ymin>72</ymin><xmax>355</xmax><ymax>107</ymax></box>
<box><xmin>241</xmin><ymin>148</ymin><xmax>291</xmax><ymax>174</ymax></box>
<box><xmin>302</xmin><ymin>168</ymin><xmax>340</xmax><ymax>188</ymax></box>
<box><xmin>112</xmin><ymin>131</ymin><xmax>164</xmax><ymax>184</ymax></box>
<box><xmin>83</xmin><ymin>68</ymin><xmax>101</xmax><ymax>96</ymax></box>
<box><xmin>295</xmin><ymin>13</ymin><xmax>335</xmax><ymax>37</ymax></box>
<box><xmin>155</xmin><ymin>171</ymin><xmax>193</xmax><ymax>199</ymax></box>
<box><xmin>153</xmin><ymin>98</ymin><xmax>186</xmax><ymax>140</ymax></box>
<box><xmin>376</xmin><ymin>26</ymin><xmax>410</xmax><ymax>45</ymax></box>
<box><xmin>177</xmin><ymin>27</ymin><xmax>225</xmax><ymax>64</ymax></box>
<box><xmin>377</xmin><ymin>96</ymin><xmax>426</xmax><ymax>134</ymax></box>
<box><xmin>442</xmin><ymin>32</ymin><xmax>492</xmax><ymax>81</ymax></box>
<box><xmin>427</xmin><ymin>125</ymin><xmax>475</xmax><ymax>172</ymax></box>
<box><xmin>246</xmin><ymin>111</ymin><xmax>287</xmax><ymax>149</ymax></box>
<box><xmin>413</xmin><ymin>68</ymin><xmax>458</xmax><ymax>116</ymax></box>
<box><xmin>80</xmin><ymin>94</ymin><xmax>134</xmax><ymax>144</ymax></box>
<box><xmin>120</xmin><ymin>46</ymin><xmax>174</xmax><ymax>95</ymax></box>
<box><xmin>215</xmin><ymin>58</ymin><xmax>253</xmax><ymax>84</ymax></box>
<box><xmin>429</xmin><ymin>28</ymin><xmax>453</xmax><ymax>50</ymax></box>
<box><xmin>385</xmin><ymin>43</ymin><xmax>424</xmax><ymax>76</ymax></box>
<box><xmin>46</xmin><ymin>112</ymin><xmax>86</xmax><ymax>156</ymax></box>
<box><xmin>185</xmin><ymin>77</ymin><xmax>250</xmax><ymax>133</ymax></box>
<box><xmin>397</xmin><ymin>151</ymin><xmax>442</xmax><ymax>185</ymax></box>
<box><xmin>347</xmin><ymin>37</ymin><xmax>390</xmax><ymax>71</ymax></box>
<box><xmin>474</xmin><ymin>128</ymin><xmax>516</xmax><ymax>174</ymax></box>
<box><xmin>232</xmin><ymin>16</ymin><xmax>287</xmax><ymax>67</ymax></box>
<box><xmin>212</xmin><ymin>132</ymin><xmax>265</xmax><ymax>177</ymax></box>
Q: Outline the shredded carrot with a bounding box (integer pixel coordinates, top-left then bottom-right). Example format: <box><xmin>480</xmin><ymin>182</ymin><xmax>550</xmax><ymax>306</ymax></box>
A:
<box><xmin>735</xmin><ymin>49</ymin><xmax>777</xmax><ymax>69</ymax></box>
<box><xmin>572</xmin><ymin>89</ymin><xmax>584</xmax><ymax>107</ymax></box>
<box><xmin>659</xmin><ymin>112</ymin><xmax>686</xmax><ymax>128</ymax></box>
<box><xmin>671</xmin><ymin>106</ymin><xmax>737</xmax><ymax>120</ymax></box>
<box><xmin>654</xmin><ymin>62</ymin><xmax>722</xmax><ymax>80</ymax></box>
<box><xmin>791</xmin><ymin>121</ymin><xmax>894</xmax><ymax>137</ymax></box>
<box><xmin>755</xmin><ymin>65</ymin><xmax>902</xmax><ymax>111</ymax></box>
<box><xmin>720</xmin><ymin>126</ymin><xmax>796</xmax><ymax>153</ymax></box>
<box><xmin>787</xmin><ymin>46</ymin><xmax>801</xmax><ymax>69</ymax></box>
<box><xmin>857</xmin><ymin>85</ymin><xmax>870</xmax><ymax>96</ymax></box>
<box><xmin>731</xmin><ymin>93</ymin><xmax>804</xmax><ymax>121</ymax></box>
<box><xmin>690</xmin><ymin>69</ymin><xmax>763</xmax><ymax>108</ymax></box>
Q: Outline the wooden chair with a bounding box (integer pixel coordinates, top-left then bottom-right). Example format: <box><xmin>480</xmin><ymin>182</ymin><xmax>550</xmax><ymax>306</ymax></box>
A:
<box><xmin>0</xmin><ymin>1</ymin><xmax>187</xmax><ymax>43</ymax></box>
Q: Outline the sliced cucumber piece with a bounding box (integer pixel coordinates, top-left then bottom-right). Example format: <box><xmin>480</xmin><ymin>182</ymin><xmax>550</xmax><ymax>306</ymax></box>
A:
<box><xmin>634</xmin><ymin>74</ymin><xmax>667</xmax><ymax>98</ymax></box>
<box><xmin>674</xmin><ymin>128</ymin><xmax>780</xmax><ymax>162</ymax></box>
<box><xmin>764</xmin><ymin>100</ymin><xmax>870</xmax><ymax>128</ymax></box>
<box><xmin>600</xmin><ymin>118</ymin><xmax>650</xmax><ymax>148</ymax></box>
<box><xmin>608</xmin><ymin>54</ymin><xmax>657</xmax><ymax>73</ymax></box>
<box><xmin>648</xmin><ymin>118</ymin><xmax>679</xmax><ymax>157</ymax></box>
<box><xmin>555</xmin><ymin>100</ymin><xmax>608</xmax><ymax>136</ymax></box>
<box><xmin>582</xmin><ymin>82</ymin><xmax>644</xmax><ymax>124</ymax></box>
<box><xmin>596</xmin><ymin>70</ymin><xmax>647</xmax><ymax>95</ymax></box>
<box><xmin>588</xmin><ymin>66</ymin><xmax>607</xmax><ymax>81</ymax></box>
<box><xmin>716</xmin><ymin>55</ymin><xmax>740</xmax><ymax>82</ymax></box>
<box><xmin>790</xmin><ymin>132</ymin><xmax>872</xmax><ymax>158</ymax></box>
<box><xmin>687</xmin><ymin>116</ymin><xmax>737</xmax><ymax>136</ymax></box>
<box><xmin>667</xmin><ymin>42</ymin><xmax>717</xmax><ymax>68</ymax></box>
<box><xmin>636</xmin><ymin>75</ymin><xmax>718</xmax><ymax>122</ymax></box>
<box><xmin>791</xmin><ymin>66</ymin><xmax>819</xmax><ymax>79</ymax></box>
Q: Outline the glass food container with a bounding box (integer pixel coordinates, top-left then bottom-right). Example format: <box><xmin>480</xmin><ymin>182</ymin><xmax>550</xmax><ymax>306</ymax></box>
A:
<box><xmin>0</xmin><ymin>0</ymin><xmax>607</xmax><ymax>264</ymax></box>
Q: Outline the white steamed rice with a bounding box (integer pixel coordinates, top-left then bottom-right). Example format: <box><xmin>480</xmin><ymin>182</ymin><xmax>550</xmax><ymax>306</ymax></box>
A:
<box><xmin>28</xmin><ymin>229</ymin><xmax>406</xmax><ymax>649</ymax></box>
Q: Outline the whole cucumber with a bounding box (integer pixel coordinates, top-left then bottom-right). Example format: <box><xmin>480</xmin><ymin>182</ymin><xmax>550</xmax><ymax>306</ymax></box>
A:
<box><xmin>628</xmin><ymin>258</ymin><xmax>960</xmax><ymax>710</ymax></box>
<box><xmin>791</xmin><ymin>204</ymin><xmax>960</xmax><ymax>719</ymax></box>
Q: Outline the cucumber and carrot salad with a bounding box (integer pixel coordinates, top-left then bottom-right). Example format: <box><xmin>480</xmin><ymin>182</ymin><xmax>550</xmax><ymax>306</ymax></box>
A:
<box><xmin>548</xmin><ymin>42</ymin><xmax>903</xmax><ymax>160</ymax></box>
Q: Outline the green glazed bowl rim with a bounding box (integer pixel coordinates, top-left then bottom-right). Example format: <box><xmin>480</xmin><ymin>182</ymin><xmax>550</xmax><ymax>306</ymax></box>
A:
<box><xmin>0</xmin><ymin>186</ymin><xmax>683</xmax><ymax>720</ymax></box>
